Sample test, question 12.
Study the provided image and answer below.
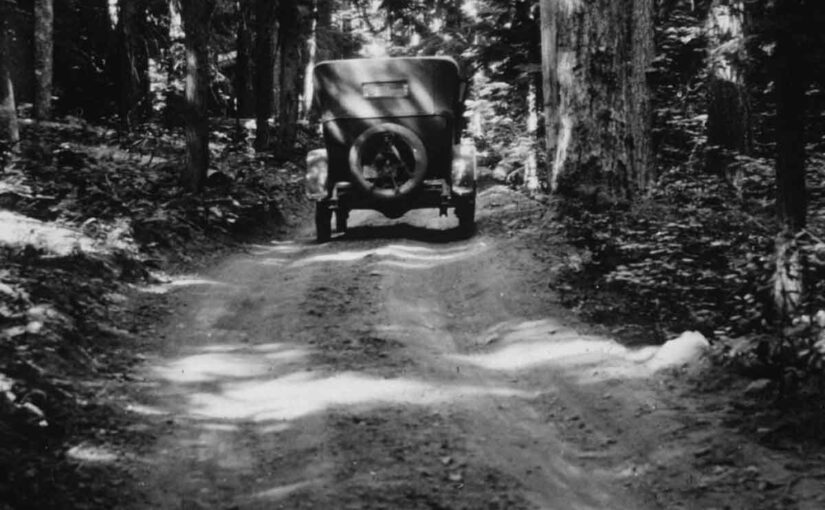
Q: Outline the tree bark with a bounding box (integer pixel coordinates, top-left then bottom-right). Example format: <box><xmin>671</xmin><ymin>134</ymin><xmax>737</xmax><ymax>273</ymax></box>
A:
<box><xmin>33</xmin><ymin>0</ymin><xmax>54</xmax><ymax>120</ymax></box>
<box><xmin>275</xmin><ymin>0</ymin><xmax>302</xmax><ymax>159</ymax></box>
<box><xmin>236</xmin><ymin>0</ymin><xmax>255</xmax><ymax>118</ymax></box>
<box><xmin>0</xmin><ymin>0</ymin><xmax>19</xmax><ymax>144</ymax></box>
<box><xmin>630</xmin><ymin>0</ymin><xmax>654</xmax><ymax>192</ymax></box>
<box><xmin>774</xmin><ymin>8</ymin><xmax>806</xmax><ymax>234</ymax></box>
<box><xmin>180</xmin><ymin>0</ymin><xmax>214</xmax><ymax>192</ymax></box>
<box><xmin>301</xmin><ymin>0</ymin><xmax>318</xmax><ymax>122</ymax></box>
<box><xmin>544</xmin><ymin>0</ymin><xmax>654</xmax><ymax>202</ymax></box>
<box><xmin>705</xmin><ymin>0</ymin><xmax>750</xmax><ymax>181</ymax></box>
<box><xmin>539</xmin><ymin>0</ymin><xmax>558</xmax><ymax>189</ymax></box>
<box><xmin>118</xmin><ymin>0</ymin><xmax>150</xmax><ymax>128</ymax></box>
<box><xmin>254</xmin><ymin>0</ymin><xmax>277</xmax><ymax>151</ymax></box>
<box><xmin>772</xmin><ymin>0</ymin><xmax>807</xmax><ymax>318</ymax></box>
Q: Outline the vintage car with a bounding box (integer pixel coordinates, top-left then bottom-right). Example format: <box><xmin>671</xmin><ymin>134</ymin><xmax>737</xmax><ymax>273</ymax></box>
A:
<box><xmin>305</xmin><ymin>56</ymin><xmax>477</xmax><ymax>242</ymax></box>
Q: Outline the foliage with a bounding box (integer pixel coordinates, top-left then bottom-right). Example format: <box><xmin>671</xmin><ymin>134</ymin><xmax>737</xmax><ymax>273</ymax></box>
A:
<box><xmin>650</xmin><ymin>1</ymin><xmax>709</xmax><ymax>170</ymax></box>
<box><xmin>561</xmin><ymin>0</ymin><xmax>825</xmax><ymax>382</ymax></box>
<box><xmin>559</xmin><ymin>162</ymin><xmax>773</xmax><ymax>339</ymax></box>
<box><xmin>0</xmin><ymin>117</ymin><xmax>307</xmax><ymax>507</ymax></box>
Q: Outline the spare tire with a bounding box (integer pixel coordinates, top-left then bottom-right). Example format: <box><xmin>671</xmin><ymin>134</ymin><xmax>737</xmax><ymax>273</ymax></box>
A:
<box><xmin>348</xmin><ymin>123</ymin><xmax>428</xmax><ymax>201</ymax></box>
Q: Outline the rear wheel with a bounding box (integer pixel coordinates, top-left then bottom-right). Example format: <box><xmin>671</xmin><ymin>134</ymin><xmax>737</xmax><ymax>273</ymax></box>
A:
<box><xmin>315</xmin><ymin>202</ymin><xmax>332</xmax><ymax>243</ymax></box>
<box><xmin>456</xmin><ymin>201</ymin><xmax>476</xmax><ymax>234</ymax></box>
<box><xmin>335</xmin><ymin>208</ymin><xmax>348</xmax><ymax>233</ymax></box>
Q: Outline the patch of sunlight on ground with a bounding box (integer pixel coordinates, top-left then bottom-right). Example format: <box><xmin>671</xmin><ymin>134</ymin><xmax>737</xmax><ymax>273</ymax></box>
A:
<box><xmin>67</xmin><ymin>443</ymin><xmax>118</xmax><ymax>463</ymax></box>
<box><xmin>250</xmin><ymin>241</ymin><xmax>305</xmax><ymax>257</ymax></box>
<box><xmin>153</xmin><ymin>344</ymin><xmax>308</xmax><ymax>384</ymax></box>
<box><xmin>140</xmin><ymin>276</ymin><xmax>231</xmax><ymax>295</ymax></box>
<box><xmin>0</xmin><ymin>210</ymin><xmax>101</xmax><ymax>255</ymax></box>
<box><xmin>184</xmin><ymin>371</ymin><xmax>528</xmax><ymax>422</ymax></box>
<box><xmin>291</xmin><ymin>240</ymin><xmax>487</xmax><ymax>267</ymax></box>
<box><xmin>126</xmin><ymin>403</ymin><xmax>169</xmax><ymax>416</ymax></box>
<box><xmin>248</xmin><ymin>480</ymin><xmax>317</xmax><ymax>502</ymax></box>
<box><xmin>456</xmin><ymin>321</ymin><xmax>709</xmax><ymax>382</ymax></box>
<box><xmin>455</xmin><ymin>337</ymin><xmax>630</xmax><ymax>371</ymax></box>
<box><xmin>456</xmin><ymin>320</ymin><xmax>642</xmax><ymax>373</ymax></box>
<box><xmin>168</xmin><ymin>277</ymin><xmax>231</xmax><ymax>288</ymax></box>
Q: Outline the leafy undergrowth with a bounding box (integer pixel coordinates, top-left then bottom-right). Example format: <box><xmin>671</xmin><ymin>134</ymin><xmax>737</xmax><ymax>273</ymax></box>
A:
<box><xmin>556</xmin><ymin>151</ymin><xmax>825</xmax><ymax>347</ymax></box>
<box><xmin>555</xmin><ymin>152</ymin><xmax>825</xmax><ymax>422</ymax></box>
<box><xmin>557</xmin><ymin>162</ymin><xmax>775</xmax><ymax>344</ymax></box>
<box><xmin>0</xmin><ymin>117</ymin><xmax>308</xmax><ymax>509</ymax></box>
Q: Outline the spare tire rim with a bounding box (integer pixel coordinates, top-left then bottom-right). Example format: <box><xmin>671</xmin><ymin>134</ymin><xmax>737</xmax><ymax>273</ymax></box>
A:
<box><xmin>348</xmin><ymin>123</ymin><xmax>428</xmax><ymax>200</ymax></box>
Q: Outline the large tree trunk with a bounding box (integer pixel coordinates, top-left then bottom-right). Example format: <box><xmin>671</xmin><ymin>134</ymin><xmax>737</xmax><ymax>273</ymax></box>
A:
<box><xmin>33</xmin><ymin>0</ymin><xmax>54</xmax><ymax>120</ymax></box>
<box><xmin>236</xmin><ymin>0</ymin><xmax>255</xmax><ymax>118</ymax></box>
<box><xmin>772</xmin><ymin>0</ymin><xmax>807</xmax><ymax>318</ymax></box>
<box><xmin>544</xmin><ymin>0</ymin><xmax>654</xmax><ymax>202</ymax></box>
<box><xmin>705</xmin><ymin>0</ymin><xmax>750</xmax><ymax>182</ymax></box>
<box><xmin>254</xmin><ymin>0</ymin><xmax>277</xmax><ymax>151</ymax></box>
<box><xmin>180</xmin><ymin>0</ymin><xmax>214</xmax><ymax>192</ymax></box>
<box><xmin>275</xmin><ymin>0</ymin><xmax>301</xmax><ymax>159</ymax></box>
<box><xmin>0</xmin><ymin>0</ymin><xmax>19</xmax><ymax>144</ymax></box>
<box><xmin>119</xmin><ymin>0</ymin><xmax>150</xmax><ymax>128</ymax></box>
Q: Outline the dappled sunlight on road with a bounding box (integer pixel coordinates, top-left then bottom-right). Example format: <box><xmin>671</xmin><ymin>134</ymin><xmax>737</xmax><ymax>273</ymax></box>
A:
<box><xmin>453</xmin><ymin>319</ymin><xmax>661</xmax><ymax>380</ymax></box>
<box><xmin>148</xmin><ymin>329</ymin><xmax>532</xmax><ymax>425</ymax></box>
<box><xmin>66</xmin><ymin>443</ymin><xmax>119</xmax><ymax>464</ymax></box>
<box><xmin>248</xmin><ymin>240</ymin><xmax>308</xmax><ymax>257</ymax></box>
<box><xmin>139</xmin><ymin>276</ymin><xmax>233</xmax><ymax>295</ymax></box>
<box><xmin>152</xmin><ymin>342</ymin><xmax>309</xmax><ymax>384</ymax></box>
<box><xmin>290</xmin><ymin>240</ymin><xmax>487</xmax><ymax>267</ymax></box>
<box><xmin>177</xmin><ymin>369</ymin><xmax>528</xmax><ymax>422</ymax></box>
<box><xmin>246</xmin><ymin>480</ymin><xmax>318</xmax><ymax>503</ymax></box>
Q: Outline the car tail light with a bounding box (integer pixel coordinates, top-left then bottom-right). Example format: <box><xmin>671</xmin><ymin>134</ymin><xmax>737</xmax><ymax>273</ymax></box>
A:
<box><xmin>452</xmin><ymin>144</ymin><xmax>477</xmax><ymax>193</ymax></box>
<box><xmin>305</xmin><ymin>149</ymin><xmax>329</xmax><ymax>200</ymax></box>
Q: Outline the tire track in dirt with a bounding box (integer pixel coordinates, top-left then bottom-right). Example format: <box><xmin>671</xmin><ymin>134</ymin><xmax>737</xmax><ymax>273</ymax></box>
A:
<box><xmin>125</xmin><ymin>188</ymin><xmax>663</xmax><ymax>509</ymax></box>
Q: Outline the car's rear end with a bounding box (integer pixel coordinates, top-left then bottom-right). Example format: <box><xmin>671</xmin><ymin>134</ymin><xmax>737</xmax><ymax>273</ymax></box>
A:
<box><xmin>305</xmin><ymin>57</ymin><xmax>476</xmax><ymax>242</ymax></box>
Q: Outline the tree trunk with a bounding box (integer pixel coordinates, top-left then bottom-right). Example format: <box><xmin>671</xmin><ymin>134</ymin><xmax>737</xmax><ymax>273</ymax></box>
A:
<box><xmin>540</xmin><ymin>0</ymin><xmax>558</xmax><ymax>189</ymax></box>
<box><xmin>0</xmin><ymin>0</ymin><xmax>19</xmax><ymax>144</ymax></box>
<box><xmin>301</xmin><ymin>0</ymin><xmax>318</xmax><ymax>122</ymax></box>
<box><xmin>630</xmin><ymin>0</ymin><xmax>654</xmax><ymax>192</ymax></box>
<box><xmin>179</xmin><ymin>0</ymin><xmax>214</xmax><ymax>192</ymax></box>
<box><xmin>705</xmin><ymin>0</ymin><xmax>750</xmax><ymax>183</ymax></box>
<box><xmin>276</xmin><ymin>0</ymin><xmax>301</xmax><ymax>159</ymax></box>
<box><xmin>119</xmin><ymin>0</ymin><xmax>150</xmax><ymax>128</ymax></box>
<box><xmin>544</xmin><ymin>0</ymin><xmax>654</xmax><ymax>202</ymax></box>
<box><xmin>236</xmin><ymin>0</ymin><xmax>255</xmax><ymax>118</ymax></box>
<box><xmin>524</xmin><ymin>78</ymin><xmax>539</xmax><ymax>192</ymax></box>
<box><xmin>772</xmin><ymin>0</ymin><xmax>807</xmax><ymax>318</ymax></box>
<box><xmin>254</xmin><ymin>0</ymin><xmax>277</xmax><ymax>151</ymax></box>
<box><xmin>33</xmin><ymin>0</ymin><xmax>54</xmax><ymax>120</ymax></box>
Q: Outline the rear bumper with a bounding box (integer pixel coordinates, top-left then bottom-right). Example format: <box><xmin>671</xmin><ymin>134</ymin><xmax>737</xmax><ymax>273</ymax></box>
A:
<box><xmin>318</xmin><ymin>179</ymin><xmax>474</xmax><ymax>216</ymax></box>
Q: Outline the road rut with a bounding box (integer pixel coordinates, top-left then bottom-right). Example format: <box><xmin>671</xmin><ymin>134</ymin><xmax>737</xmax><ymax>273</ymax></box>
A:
<box><xmin>129</xmin><ymin>188</ymin><xmax>663</xmax><ymax>509</ymax></box>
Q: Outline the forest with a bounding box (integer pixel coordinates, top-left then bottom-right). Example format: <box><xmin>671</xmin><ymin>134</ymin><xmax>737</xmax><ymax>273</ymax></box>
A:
<box><xmin>3</xmin><ymin>0</ymin><xmax>825</xmax><ymax>508</ymax></box>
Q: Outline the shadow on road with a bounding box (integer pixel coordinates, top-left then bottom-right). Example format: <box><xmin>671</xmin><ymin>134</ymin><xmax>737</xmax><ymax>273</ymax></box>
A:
<box><xmin>334</xmin><ymin>222</ymin><xmax>476</xmax><ymax>244</ymax></box>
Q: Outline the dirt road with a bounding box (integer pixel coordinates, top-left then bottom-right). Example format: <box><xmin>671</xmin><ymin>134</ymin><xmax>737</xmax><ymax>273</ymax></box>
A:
<box><xmin>121</xmin><ymin>186</ymin><xmax>819</xmax><ymax>509</ymax></box>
